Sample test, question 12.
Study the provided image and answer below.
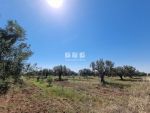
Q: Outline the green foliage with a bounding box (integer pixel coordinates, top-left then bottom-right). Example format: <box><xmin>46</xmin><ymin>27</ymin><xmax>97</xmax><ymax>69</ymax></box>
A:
<box><xmin>46</xmin><ymin>76</ymin><xmax>53</xmax><ymax>87</ymax></box>
<box><xmin>115</xmin><ymin>65</ymin><xmax>137</xmax><ymax>80</ymax></box>
<box><xmin>105</xmin><ymin>60</ymin><xmax>114</xmax><ymax>76</ymax></box>
<box><xmin>0</xmin><ymin>20</ymin><xmax>32</xmax><ymax>84</ymax></box>
<box><xmin>36</xmin><ymin>76</ymin><xmax>40</xmax><ymax>82</ymax></box>
<box><xmin>79</xmin><ymin>68</ymin><xmax>93</xmax><ymax>77</ymax></box>
<box><xmin>0</xmin><ymin>79</ymin><xmax>9</xmax><ymax>94</ymax></box>
<box><xmin>123</xmin><ymin>65</ymin><xmax>136</xmax><ymax>78</ymax></box>
<box><xmin>53</xmin><ymin>65</ymin><xmax>71</xmax><ymax>81</ymax></box>
<box><xmin>115</xmin><ymin>66</ymin><xmax>124</xmax><ymax>80</ymax></box>
<box><xmin>90</xmin><ymin>59</ymin><xmax>114</xmax><ymax>84</ymax></box>
<box><xmin>31</xmin><ymin>79</ymin><xmax>86</xmax><ymax>101</ymax></box>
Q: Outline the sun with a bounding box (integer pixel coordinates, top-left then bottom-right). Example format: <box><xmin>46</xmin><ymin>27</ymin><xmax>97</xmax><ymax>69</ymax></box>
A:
<box><xmin>47</xmin><ymin>0</ymin><xmax>63</xmax><ymax>9</ymax></box>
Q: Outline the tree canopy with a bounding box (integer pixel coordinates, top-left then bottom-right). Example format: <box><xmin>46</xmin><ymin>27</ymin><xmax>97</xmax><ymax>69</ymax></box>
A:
<box><xmin>0</xmin><ymin>20</ymin><xmax>32</xmax><ymax>83</ymax></box>
<box><xmin>90</xmin><ymin>59</ymin><xmax>114</xmax><ymax>84</ymax></box>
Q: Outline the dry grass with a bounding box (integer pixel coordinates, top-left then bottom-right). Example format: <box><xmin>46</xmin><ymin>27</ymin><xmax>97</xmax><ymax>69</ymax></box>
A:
<box><xmin>0</xmin><ymin>76</ymin><xmax>149</xmax><ymax>113</ymax></box>
<box><xmin>127</xmin><ymin>81</ymin><xmax>150</xmax><ymax>113</ymax></box>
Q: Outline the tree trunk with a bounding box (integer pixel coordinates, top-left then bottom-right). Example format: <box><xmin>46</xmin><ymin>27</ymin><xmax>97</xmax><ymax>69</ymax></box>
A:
<box><xmin>100</xmin><ymin>72</ymin><xmax>105</xmax><ymax>84</ymax></box>
<box><xmin>59</xmin><ymin>73</ymin><xmax>62</xmax><ymax>81</ymax></box>
<box><xmin>120</xmin><ymin>75</ymin><xmax>123</xmax><ymax>80</ymax></box>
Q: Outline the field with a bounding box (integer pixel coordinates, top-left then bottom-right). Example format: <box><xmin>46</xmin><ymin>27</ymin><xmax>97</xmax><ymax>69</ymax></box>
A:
<box><xmin>0</xmin><ymin>76</ymin><xmax>150</xmax><ymax>113</ymax></box>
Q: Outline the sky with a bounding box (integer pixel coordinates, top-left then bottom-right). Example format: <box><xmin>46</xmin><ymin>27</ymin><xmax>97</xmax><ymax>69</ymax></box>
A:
<box><xmin>0</xmin><ymin>0</ymin><xmax>150</xmax><ymax>72</ymax></box>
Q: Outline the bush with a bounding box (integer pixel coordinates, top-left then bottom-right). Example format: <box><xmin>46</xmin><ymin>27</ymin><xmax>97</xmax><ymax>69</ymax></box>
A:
<box><xmin>0</xmin><ymin>80</ymin><xmax>9</xmax><ymax>94</ymax></box>
<box><xmin>46</xmin><ymin>76</ymin><xmax>53</xmax><ymax>87</ymax></box>
<box><xmin>37</xmin><ymin>76</ymin><xmax>40</xmax><ymax>82</ymax></box>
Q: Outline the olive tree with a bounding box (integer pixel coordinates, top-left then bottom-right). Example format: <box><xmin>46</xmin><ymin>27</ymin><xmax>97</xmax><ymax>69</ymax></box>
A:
<box><xmin>105</xmin><ymin>60</ymin><xmax>114</xmax><ymax>77</ymax></box>
<box><xmin>115</xmin><ymin>66</ymin><xmax>124</xmax><ymax>80</ymax></box>
<box><xmin>90</xmin><ymin>59</ymin><xmax>114</xmax><ymax>84</ymax></box>
<box><xmin>123</xmin><ymin>65</ymin><xmax>136</xmax><ymax>78</ymax></box>
<box><xmin>53</xmin><ymin>65</ymin><xmax>69</xmax><ymax>81</ymax></box>
<box><xmin>0</xmin><ymin>20</ymin><xmax>32</xmax><ymax>83</ymax></box>
<box><xmin>79</xmin><ymin>68</ymin><xmax>93</xmax><ymax>78</ymax></box>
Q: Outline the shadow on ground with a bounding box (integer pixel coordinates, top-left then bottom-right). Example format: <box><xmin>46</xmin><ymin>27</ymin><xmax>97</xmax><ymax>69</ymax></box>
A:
<box><xmin>104</xmin><ymin>81</ymin><xmax>131</xmax><ymax>89</ymax></box>
<box><xmin>115</xmin><ymin>77</ymin><xmax>143</xmax><ymax>82</ymax></box>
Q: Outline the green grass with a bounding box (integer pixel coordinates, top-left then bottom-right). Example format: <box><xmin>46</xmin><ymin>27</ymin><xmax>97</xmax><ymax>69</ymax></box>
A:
<box><xmin>29</xmin><ymin>79</ymin><xmax>88</xmax><ymax>102</ymax></box>
<box><xmin>1</xmin><ymin>76</ymin><xmax>150</xmax><ymax>113</ymax></box>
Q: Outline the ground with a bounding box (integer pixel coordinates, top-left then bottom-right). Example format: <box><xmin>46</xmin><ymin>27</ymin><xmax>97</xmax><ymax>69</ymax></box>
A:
<box><xmin>0</xmin><ymin>76</ymin><xmax>150</xmax><ymax>113</ymax></box>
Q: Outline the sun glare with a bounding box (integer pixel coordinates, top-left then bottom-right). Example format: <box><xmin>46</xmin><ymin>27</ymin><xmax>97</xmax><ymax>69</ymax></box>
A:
<box><xmin>47</xmin><ymin>0</ymin><xmax>63</xmax><ymax>9</ymax></box>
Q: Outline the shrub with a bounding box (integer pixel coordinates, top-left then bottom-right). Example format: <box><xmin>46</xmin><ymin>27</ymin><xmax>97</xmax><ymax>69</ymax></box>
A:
<box><xmin>46</xmin><ymin>76</ymin><xmax>53</xmax><ymax>87</ymax></box>
<box><xmin>0</xmin><ymin>80</ymin><xmax>9</xmax><ymax>94</ymax></box>
<box><xmin>37</xmin><ymin>76</ymin><xmax>40</xmax><ymax>82</ymax></box>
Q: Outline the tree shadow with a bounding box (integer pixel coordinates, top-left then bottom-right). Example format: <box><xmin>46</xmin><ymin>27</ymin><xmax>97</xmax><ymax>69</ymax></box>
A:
<box><xmin>104</xmin><ymin>81</ymin><xmax>131</xmax><ymax>89</ymax></box>
<box><xmin>115</xmin><ymin>77</ymin><xmax>143</xmax><ymax>82</ymax></box>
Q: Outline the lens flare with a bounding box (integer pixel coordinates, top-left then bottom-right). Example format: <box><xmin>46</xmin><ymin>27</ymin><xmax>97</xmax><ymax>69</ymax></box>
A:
<box><xmin>47</xmin><ymin>0</ymin><xmax>63</xmax><ymax>8</ymax></box>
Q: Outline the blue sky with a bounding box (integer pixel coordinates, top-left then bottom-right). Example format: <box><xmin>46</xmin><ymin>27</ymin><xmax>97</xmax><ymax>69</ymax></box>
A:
<box><xmin>0</xmin><ymin>0</ymin><xmax>150</xmax><ymax>72</ymax></box>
